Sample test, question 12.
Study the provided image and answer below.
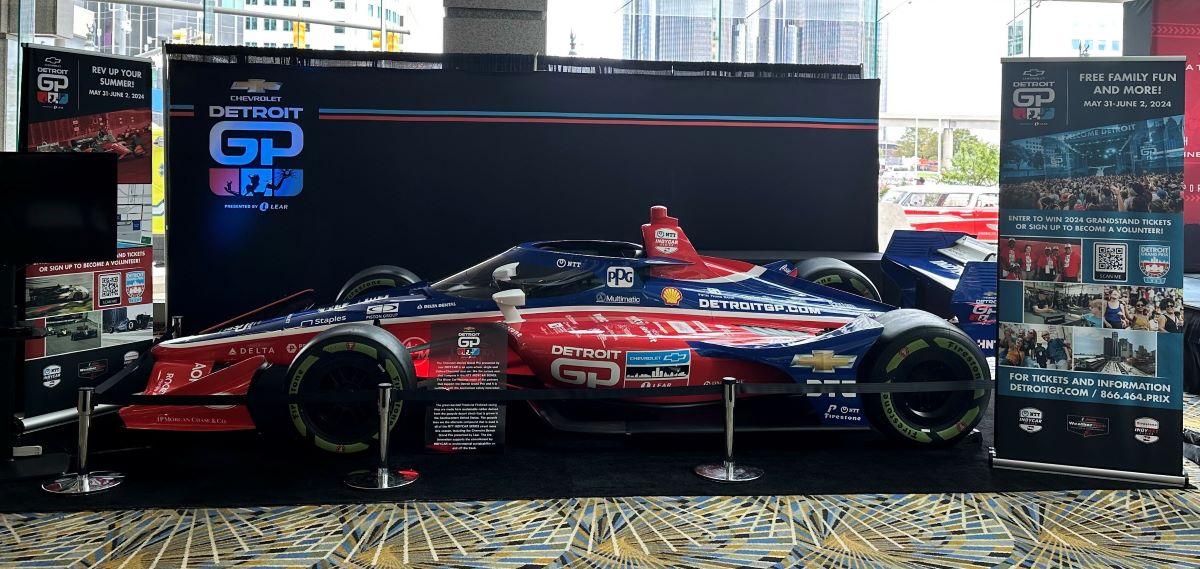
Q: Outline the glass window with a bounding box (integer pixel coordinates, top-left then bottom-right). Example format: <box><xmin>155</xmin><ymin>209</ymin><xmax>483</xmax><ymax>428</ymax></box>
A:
<box><xmin>1112</xmin><ymin>40</ymin><xmax>1121</xmax><ymax>51</ymax></box>
<box><xmin>1098</xmin><ymin>40</ymin><xmax>1107</xmax><ymax>51</ymax></box>
<box><xmin>284</xmin><ymin>0</ymin><xmax>296</xmax><ymax>5</ymax></box>
<box><xmin>284</xmin><ymin>43</ymin><xmax>293</xmax><ymax>48</ymax></box>
<box><xmin>1071</xmin><ymin>39</ymin><xmax>1081</xmax><ymax>50</ymax></box>
<box><xmin>264</xmin><ymin>19</ymin><xmax>277</xmax><ymax>30</ymax></box>
<box><xmin>246</xmin><ymin>42</ymin><xmax>258</xmax><ymax>47</ymax></box>
<box><xmin>245</xmin><ymin>17</ymin><xmax>258</xmax><ymax>30</ymax></box>
<box><xmin>246</xmin><ymin>0</ymin><xmax>257</xmax><ymax>4</ymax></box>
<box><xmin>942</xmin><ymin>194</ymin><xmax>971</xmax><ymax>208</ymax></box>
<box><xmin>303</xmin><ymin>0</ymin><xmax>310</xmax><ymax>6</ymax></box>
<box><xmin>283</xmin><ymin>21</ymin><xmax>293</xmax><ymax>31</ymax></box>
<box><xmin>334</xmin><ymin>1</ymin><xmax>345</xmax><ymax>8</ymax></box>
<box><xmin>976</xmin><ymin>194</ymin><xmax>999</xmax><ymax>208</ymax></box>
<box><xmin>264</xmin><ymin>42</ymin><xmax>277</xmax><ymax>48</ymax></box>
<box><xmin>334</xmin><ymin>26</ymin><xmax>345</xmax><ymax>34</ymax></box>
<box><xmin>879</xmin><ymin>190</ymin><xmax>907</xmax><ymax>204</ymax></box>
<box><xmin>904</xmin><ymin>193</ymin><xmax>941</xmax><ymax>207</ymax></box>
<box><xmin>368</xmin><ymin>5</ymin><xmax>374</xmax><ymax>16</ymax></box>
<box><xmin>334</xmin><ymin>45</ymin><xmax>346</xmax><ymax>50</ymax></box>
<box><xmin>264</xmin><ymin>0</ymin><xmax>277</xmax><ymax>5</ymax></box>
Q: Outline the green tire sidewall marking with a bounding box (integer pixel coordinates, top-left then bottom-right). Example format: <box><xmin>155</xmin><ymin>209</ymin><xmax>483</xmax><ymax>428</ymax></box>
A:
<box><xmin>885</xmin><ymin>339</ymin><xmax>928</xmax><ymax>373</ymax></box>
<box><xmin>814</xmin><ymin>275</ymin><xmax>843</xmax><ymax>286</ymax></box>
<box><xmin>936</xmin><ymin>406</ymin><xmax>980</xmax><ymax>440</ymax></box>
<box><xmin>323</xmin><ymin>342</ymin><xmax>379</xmax><ymax>359</ymax></box>
<box><xmin>345</xmin><ymin>277</ymin><xmax>396</xmax><ymax>300</ymax></box>
<box><xmin>288</xmin><ymin>340</ymin><xmax>403</xmax><ymax>453</ymax></box>
<box><xmin>849</xmin><ymin>277</ymin><xmax>872</xmax><ymax>297</ymax></box>
<box><xmin>880</xmin><ymin>392</ymin><xmax>933</xmax><ymax>443</ymax></box>
<box><xmin>932</xmin><ymin>337</ymin><xmax>986</xmax><ymax>383</ymax></box>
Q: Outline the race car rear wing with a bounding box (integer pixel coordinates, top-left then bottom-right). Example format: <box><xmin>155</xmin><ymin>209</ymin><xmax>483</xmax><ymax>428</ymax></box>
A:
<box><xmin>882</xmin><ymin>230</ymin><xmax>998</xmax><ymax>357</ymax></box>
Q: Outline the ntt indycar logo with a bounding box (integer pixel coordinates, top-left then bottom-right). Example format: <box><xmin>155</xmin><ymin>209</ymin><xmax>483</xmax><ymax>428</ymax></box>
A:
<box><xmin>208</xmin><ymin>79</ymin><xmax>304</xmax><ymax>211</ymax></box>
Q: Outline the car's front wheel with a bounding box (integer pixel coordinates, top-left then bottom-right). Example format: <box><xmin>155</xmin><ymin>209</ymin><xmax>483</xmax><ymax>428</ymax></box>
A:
<box><xmin>286</xmin><ymin>323</ymin><xmax>414</xmax><ymax>453</ymax></box>
<box><xmin>858</xmin><ymin>309</ymin><xmax>989</xmax><ymax>447</ymax></box>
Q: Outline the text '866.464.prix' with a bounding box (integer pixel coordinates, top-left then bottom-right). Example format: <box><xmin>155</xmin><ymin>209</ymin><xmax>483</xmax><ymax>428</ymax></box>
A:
<box><xmin>119</xmin><ymin>206</ymin><xmax>995</xmax><ymax>453</ymax></box>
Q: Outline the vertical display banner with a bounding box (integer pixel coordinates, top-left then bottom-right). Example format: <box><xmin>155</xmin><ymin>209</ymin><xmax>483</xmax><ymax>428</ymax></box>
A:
<box><xmin>424</xmin><ymin>323</ymin><xmax>506</xmax><ymax>452</ymax></box>
<box><xmin>994</xmin><ymin>57</ymin><xmax>1187</xmax><ymax>485</ymax></box>
<box><xmin>1149</xmin><ymin>0</ymin><xmax>1200</xmax><ymax>271</ymax></box>
<box><xmin>19</xmin><ymin>45</ymin><xmax>154</xmax><ymax>415</ymax></box>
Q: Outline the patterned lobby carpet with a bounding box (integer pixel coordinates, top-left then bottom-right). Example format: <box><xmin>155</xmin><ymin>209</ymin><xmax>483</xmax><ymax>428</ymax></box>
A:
<box><xmin>2</xmin><ymin>398</ymin><xmax>1197</xmax><ymax>569</ymax></box>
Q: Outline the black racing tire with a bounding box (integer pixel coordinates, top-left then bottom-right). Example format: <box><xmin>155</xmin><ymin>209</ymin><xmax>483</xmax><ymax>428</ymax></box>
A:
<box><xmin>858</xmin><ymin>309</ymin><xmax>990</xmax><ymax>447</ymax></box>
<box><xmin>335</xmin><ymin>265</ymin><xmax>421</xmax><ymax>303</ymax></box>
<box><xmin>285</xmin><ymin>323</ymin><xmax>414</xmax><ymax>453</ymax></box>
<box><xmin>126</xmin><ymin>320</ymin><xmax>136</xmax><ymax>332</ymax></box>
<box><xmin>792</xmin><ymin>257</ymin><xmax>882</xmax><ymax>302</ymax></box>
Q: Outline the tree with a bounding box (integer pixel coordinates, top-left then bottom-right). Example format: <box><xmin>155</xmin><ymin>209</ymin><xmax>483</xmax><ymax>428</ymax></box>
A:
<box><xmin>894</xmin><ymin>127</ymin><xmax>940</xmax><ymax>160</ymax></box>
<box><xmin>941</xmin><ymin>136</ymin><xmax>1000</xmax><ymax>186</ymax></box>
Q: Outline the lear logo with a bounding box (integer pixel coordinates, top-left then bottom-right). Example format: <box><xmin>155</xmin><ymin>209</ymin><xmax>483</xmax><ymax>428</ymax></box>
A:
<box><xmin>231</xmin><ymin>79</ymin><xmax>282</xmax><ymax>94</ymax></box>
<box><xmin>606</xmin><ymin>267</ymin><xmax>635</xmax><ymax>288</ymax></box>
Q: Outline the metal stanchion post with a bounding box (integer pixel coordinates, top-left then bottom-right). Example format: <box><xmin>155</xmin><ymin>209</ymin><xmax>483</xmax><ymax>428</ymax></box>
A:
<box><xmin>695</xmin><ymin>377</ymin><xmax>762</xmax><ymax>482</ymax></box>
<box><xmin>345</xmin><ymin>383</ymin><xmax>419</xmax><ymax>490</ymax></box>
<box><xmin>42</xmin><ymin>388</ymin><xmax>124</xmax><ymax>494</ymax></box>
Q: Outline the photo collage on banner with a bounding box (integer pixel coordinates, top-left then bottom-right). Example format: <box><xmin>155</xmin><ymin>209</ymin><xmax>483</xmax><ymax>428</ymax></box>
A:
<box><xmin>19</xmin><ymin>45</ymin><xmax>154</xmax><ymax>415</ymax></box>
<box><xmin>995</xmin><ymin>57</ymin><xmax>1186</xmax><ymax>482</ymax></box>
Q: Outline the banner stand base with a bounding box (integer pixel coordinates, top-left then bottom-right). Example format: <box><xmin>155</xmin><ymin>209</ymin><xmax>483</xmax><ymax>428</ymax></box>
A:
<box><xmin>990</xmin><ymin>451</ymin><xmax>1189</xmax><ymax>488</ymax></box>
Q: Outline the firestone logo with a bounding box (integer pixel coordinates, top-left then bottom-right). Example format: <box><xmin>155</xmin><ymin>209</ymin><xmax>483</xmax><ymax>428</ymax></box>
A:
<box><xmin>207</xmin><ymin>80</ymin><xmax>304</xmax><ymax>211</ymax></box>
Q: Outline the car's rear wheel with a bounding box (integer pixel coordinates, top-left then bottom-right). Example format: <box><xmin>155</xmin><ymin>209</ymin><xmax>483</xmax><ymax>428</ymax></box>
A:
<box><xmin>858</xmin><ymin>309</ymin><xmax>989</xmax><ymax>447</ymax></box>
<box><xmin>286</xmin><ymin>323</ymin><xmax>414</xmax><ymax>453</ymax></box>
<box><xmin>335</xmin><ymin>265</ymin><xmax>421</xmax><ymax>303</ymax></box>
<box><xmin>791</xmin><ymin>257</ymin><xmax>882</xmax><ymax>302</ymax></box>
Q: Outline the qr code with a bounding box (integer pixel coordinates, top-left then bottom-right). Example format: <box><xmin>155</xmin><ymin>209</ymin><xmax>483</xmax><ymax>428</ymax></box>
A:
<box><xmin>1093</xmin><ymin>242</ymin><xmax>1127</xmax><ymax>282</ymax></box>
<box><xmin>98</xmin><ymin>273</ymin><xmax>121</xmax><ymax>306</ymax></box>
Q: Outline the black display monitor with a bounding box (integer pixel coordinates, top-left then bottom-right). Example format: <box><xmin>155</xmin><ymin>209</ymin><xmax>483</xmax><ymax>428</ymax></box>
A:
<box><xmin>0</xmin><ymin>152</ymin><xmax>117</xmax><ymax>264</ymax></box>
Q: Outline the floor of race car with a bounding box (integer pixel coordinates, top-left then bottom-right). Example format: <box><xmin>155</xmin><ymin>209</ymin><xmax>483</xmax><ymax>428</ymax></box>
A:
<box><xmin>0</xmin><ymin>397</ymin><xmax>1197</xmax><ymax>568</ymax></box>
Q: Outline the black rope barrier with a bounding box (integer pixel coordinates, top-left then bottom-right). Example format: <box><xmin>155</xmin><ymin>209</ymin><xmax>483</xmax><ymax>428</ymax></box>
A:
<box><xmin>94</xmin><ymin>380</ymin><xmax>994</xmax><ymax>407</ymax></box>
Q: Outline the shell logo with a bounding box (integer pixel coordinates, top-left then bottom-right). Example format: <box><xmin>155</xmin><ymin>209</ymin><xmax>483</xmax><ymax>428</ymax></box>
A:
<box><xmin>660</xmin><ymin>287</ymin><xmax>683</xmax><ymax>306</ymax></box>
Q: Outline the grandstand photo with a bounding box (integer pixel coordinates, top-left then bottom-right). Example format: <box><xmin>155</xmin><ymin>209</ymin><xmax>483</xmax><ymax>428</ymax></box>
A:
<box><xmin>1000</xmin><ymin>116</ymin><xmax>1185</xmax><ymax>213</ymax></box>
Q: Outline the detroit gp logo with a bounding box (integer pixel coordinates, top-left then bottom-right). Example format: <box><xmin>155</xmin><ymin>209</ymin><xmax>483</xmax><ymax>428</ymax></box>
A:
<box><xmin>207</xmin><ymin>80</ymin><xmax>304</xmax><ymax>206</ymax></box>
<box><xmin>1139</xmin><ymin>245</ymin><xmax>1169</xmax><ymax>285</ymax></box>
<box><xmin>1011</xmin><ymin>68</ymin><xmax>1056</xmax><ymax>125</ymax></box>
<box><xmin>35</xmin><ymin>55</ymin><xmax>70</xmax><ymax>109</ymax></box>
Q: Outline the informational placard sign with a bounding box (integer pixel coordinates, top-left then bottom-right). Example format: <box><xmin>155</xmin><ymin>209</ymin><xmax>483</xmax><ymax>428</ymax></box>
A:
<box><xmin>994</xmin><ymin>57</ymin><xmax>1186</xmax><ymax>485</ymax></box>
<box><xmin>424</xmin><ymin>323</ymin><xmax>506</xmax><ymax>452</ymax></box>
<box><xmin>19</xmin><ymin>45</ymin><xmax>154</xmax><ymax>415</ymax></box>
<box><xmin>1150</xmin><ymin>0</ymin><xmax>1200</xmax><ymax>271</ymax></box>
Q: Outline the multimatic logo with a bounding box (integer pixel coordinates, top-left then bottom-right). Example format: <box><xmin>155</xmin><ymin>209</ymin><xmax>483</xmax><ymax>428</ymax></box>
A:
<box><xmin>208</xmin><ymin>79</ymin><xmax>304</xmax><ymax>212</ymax></box>
<box><xmin>35</xmin><ymin>55</ymin><xmax>70</xmax><ymax>110</ymax></box>
<box><xmin>1012</xmin><ymin>68</ymin><xmax>1056</xmax><ymax>126</ymax></box>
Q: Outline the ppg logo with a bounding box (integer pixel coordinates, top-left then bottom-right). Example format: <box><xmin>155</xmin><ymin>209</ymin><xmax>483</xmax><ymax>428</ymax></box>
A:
<box><xmin>606</xmin><ymin>267</ymin><xmax>635</xmax><ymax>288</ymax></box>
<box><xmin>209</xmin><ymin>121</ymin><xmax>303</xmax><ymax>166</ymax></box>
<box><xmin>1013</xmin><ymin>88</ymin><xmax>1055</xmax><ymax>108</ymax></box>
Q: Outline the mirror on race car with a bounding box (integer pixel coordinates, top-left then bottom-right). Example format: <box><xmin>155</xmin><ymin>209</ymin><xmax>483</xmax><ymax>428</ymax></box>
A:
<box><xmin>492</xmin><ymin>289</ymin><xmax>526</xmax><ymax>323</ymax></box>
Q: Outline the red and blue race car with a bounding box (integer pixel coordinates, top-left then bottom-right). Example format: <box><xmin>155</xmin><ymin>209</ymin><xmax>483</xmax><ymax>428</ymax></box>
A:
<box><xmin>119</xmin><ymin>207</ymin><xmax>992</xmax><ymax>451</ymax></box>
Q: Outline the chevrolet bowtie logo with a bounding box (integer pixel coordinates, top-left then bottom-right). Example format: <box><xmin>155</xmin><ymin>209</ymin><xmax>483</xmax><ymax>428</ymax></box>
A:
<box><xmin>791</xmin><ymin>350</ymin><xmax>856</xmax><ymax>373</ymax></box>
<box><xmin>230</xmin><ymin>79</ymin><xmax>282</xmax><ymax>94</ymax></box>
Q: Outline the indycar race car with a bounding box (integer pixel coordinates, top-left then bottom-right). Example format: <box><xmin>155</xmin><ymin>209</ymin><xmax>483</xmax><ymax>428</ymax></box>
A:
<box><xmin>118</xmin><ymin>207</ymin><xmax>991</xmax><ymax>452</ymax></box>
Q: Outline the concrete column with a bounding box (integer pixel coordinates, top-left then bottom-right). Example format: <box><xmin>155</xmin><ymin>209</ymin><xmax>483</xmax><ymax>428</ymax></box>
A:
<box><xmin>941</xmin><ymin>127</ymin><xmax>955</xmax><ymax>170</ymax></box>
<box><xmin>0</xmin><ymin>0</ymin><xmax>21</xmax><ymax>151</ymax></box>
<box><xmin>443</xmin><ymin>0</ymin><xmax>546</xmax><ymax>55</ymax></box>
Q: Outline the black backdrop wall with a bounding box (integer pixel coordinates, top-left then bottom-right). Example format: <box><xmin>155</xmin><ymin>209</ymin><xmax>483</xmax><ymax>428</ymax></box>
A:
<box><xmin>166</xmin><ymin>47</ymin><xmax>880</xmax><ymax>333</ymax></box>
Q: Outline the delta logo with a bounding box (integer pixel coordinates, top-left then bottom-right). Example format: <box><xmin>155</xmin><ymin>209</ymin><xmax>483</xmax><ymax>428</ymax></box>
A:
<box><xmin>34</xmin><ymin>55</ymin><xmax>70</xmax><ymax>109</ymax></box>
<box><xmin>207</xmin><ymin>79</ymin><xmax>304</xmax><ymax>212</ymax></box>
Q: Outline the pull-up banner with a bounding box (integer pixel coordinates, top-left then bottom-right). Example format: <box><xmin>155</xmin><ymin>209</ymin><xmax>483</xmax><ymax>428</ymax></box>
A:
<box><xmin>19</xmin><ymin>45</ymin><xmax>154</xmax><ymax>416</ymax></box>
<box><xmin>164</xmin><ymin>48</ymin><xmax>879</xmax><ymax>334</ymax></box>
<box><xmin>994</xmin><ymin>57</ymin><xmax>1186</xmax><ymax>486</ymax></box>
